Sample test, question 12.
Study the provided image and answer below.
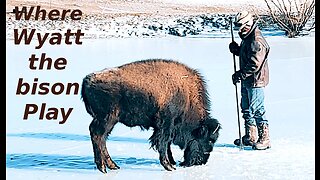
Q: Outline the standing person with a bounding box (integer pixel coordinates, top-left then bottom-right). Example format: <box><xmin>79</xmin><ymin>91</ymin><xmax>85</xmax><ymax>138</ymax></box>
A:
<box><xmin>229</xmin><ymin>11</ymin><xmax>271</xmax><ymax>150</ymax></box>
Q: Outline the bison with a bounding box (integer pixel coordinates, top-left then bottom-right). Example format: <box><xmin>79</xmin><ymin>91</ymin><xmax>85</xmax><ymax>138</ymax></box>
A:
<box><xmin>81</xmin><ymin>59</ymin><xmax>221</xmax><ymax>173</ymax></box>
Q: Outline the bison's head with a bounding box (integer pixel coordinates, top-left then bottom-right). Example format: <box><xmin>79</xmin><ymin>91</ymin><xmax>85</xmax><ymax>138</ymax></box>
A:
<box><xmin>180</xmin><ymin>118</ymin><xmax>221</xmax><ymax>167</ymax></box>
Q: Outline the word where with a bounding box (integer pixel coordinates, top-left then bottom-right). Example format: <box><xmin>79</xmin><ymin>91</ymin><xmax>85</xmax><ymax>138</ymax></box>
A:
<box><xmin>13</xmin><ymin>6</ymin><xmax>82</xmax><ymax>20</ymax></box>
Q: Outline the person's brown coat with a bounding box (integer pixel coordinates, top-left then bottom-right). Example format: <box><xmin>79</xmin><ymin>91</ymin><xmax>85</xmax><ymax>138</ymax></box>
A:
<box><xmin>238</xmin><ymin>22</ymin><xmax>270</xmax><ymax>87</ymax></box>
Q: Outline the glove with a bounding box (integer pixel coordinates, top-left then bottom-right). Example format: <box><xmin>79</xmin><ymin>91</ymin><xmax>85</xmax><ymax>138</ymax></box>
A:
<box><xmin>229</xmin><ymin>41</ymin><xmax>240</xmax><ymax>55</ymax></box>
<box><xmin>232</xmin><ymin>70</ymin><xmax>245</xmax><ymax>85</ymax></box>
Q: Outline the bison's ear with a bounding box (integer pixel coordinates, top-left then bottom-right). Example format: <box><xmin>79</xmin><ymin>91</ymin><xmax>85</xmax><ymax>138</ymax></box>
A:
<box><xmin>192</xmin><ymin>124</ymin><xmax>208</xmax><ymax>139</ymax></box>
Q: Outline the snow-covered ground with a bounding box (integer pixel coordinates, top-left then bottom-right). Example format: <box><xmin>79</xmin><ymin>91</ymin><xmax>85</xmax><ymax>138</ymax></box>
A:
<box><xmin>6</xmin><ymin>34</ymin><xmax>315</xmax><ymax>179</ymax></box>
<box><xmin>6</xmin><ymin>0</ymin><xmax>315</xmax><ymax>180</ymax></box>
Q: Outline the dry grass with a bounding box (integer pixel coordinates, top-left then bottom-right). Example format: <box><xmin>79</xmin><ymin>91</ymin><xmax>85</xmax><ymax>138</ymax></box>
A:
<box><xmin>6</xmin><ymin>0</ymin><xmax>268</xmax><ymax>18</ymax></box>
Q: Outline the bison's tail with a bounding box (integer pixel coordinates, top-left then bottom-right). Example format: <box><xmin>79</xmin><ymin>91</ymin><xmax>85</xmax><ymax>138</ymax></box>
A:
<box><xmin>81</xmin><ymin>73</ymin><xmax>119</xmax><ymax>119</ymax></box>
<box><xmin>81</xmin><ymin>73</ymin><xmax>95</xmax><ymax>117</ymax></box>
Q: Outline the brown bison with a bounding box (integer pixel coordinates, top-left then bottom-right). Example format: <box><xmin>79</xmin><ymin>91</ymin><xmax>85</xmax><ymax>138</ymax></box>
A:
<box><xmin>81</xmin><ymin>59</ymin><xmax>221</xmax><ymax>173</ymax></box>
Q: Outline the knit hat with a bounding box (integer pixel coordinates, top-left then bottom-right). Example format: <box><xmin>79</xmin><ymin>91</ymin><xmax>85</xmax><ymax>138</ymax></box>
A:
<box><xmin>234</xmin><ymin>11</ymin><xmax>254</xmax><ymax>30</ymax></box>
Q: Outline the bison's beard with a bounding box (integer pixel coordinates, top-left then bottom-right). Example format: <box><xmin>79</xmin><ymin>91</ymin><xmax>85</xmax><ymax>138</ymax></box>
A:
<box><xmin>179</xmin><ymin>139</ymin><xmax>213</xmax><ymax>167</ymax></box>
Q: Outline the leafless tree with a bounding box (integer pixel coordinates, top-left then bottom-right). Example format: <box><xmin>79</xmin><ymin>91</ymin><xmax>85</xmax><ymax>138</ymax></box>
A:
<box><xmin>264</xmin><ymin>0</ymin><xmax>315</xmax><ymax>37</ymax></box>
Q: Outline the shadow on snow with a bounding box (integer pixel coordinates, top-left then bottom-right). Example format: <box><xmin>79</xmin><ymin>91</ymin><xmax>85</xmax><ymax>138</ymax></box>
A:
<box><xmin>6</xmin><ymin>153</ymin><xmax>161</xmax><ymax>171</ymax></box>
<box><xmin>7</xmin><ymin>132</ymin><xmax>149</xmax><ymax>144</ymax></box>
<box><xmin>7</xmin><ymin>133</ymin><xmax>253</xmax><ymax>150</ymax></box>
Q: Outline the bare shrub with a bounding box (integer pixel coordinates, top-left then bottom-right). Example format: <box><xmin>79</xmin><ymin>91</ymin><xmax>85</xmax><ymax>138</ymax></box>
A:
<box><xmin>264</xmin><ymin>0</ymin><xmax>315</xmax><ymax>37</ymax></box>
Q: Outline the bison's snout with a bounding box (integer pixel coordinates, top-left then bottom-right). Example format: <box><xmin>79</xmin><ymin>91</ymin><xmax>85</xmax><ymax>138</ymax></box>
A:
<box><xmin>180</xmin><ymin>139</ymin><xmax>213</xmax><ymax>167</ymax></box>
<box><xmin>180</xmin><ymin>119</ymin><xmax>220</xmax><ymax>167</ymax></box>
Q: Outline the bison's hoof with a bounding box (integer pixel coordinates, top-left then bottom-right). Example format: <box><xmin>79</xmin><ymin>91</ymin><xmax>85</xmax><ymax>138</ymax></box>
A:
<box><xmin>107</xmin><ymin>159</ymin><xmax>120</xmax><ymax>170</ymax></box>
<box><xmin>163</xmin><ymin>164</ymin><xmax>176</xmax><ymax>171</ymax></box>
<box><xmin>97</xmin><ymin>164</ymin><xmax>107</xmax><ymax>174</ymax></box>
<box><xmin>170</xmin><ymin>165</ymin><xmax>176</xmax><ymax>171</ymax></box>
<box><xmin>108</xmin><ymin>164</ymin><xmax>120</xmax><ymax>170</ymax></box>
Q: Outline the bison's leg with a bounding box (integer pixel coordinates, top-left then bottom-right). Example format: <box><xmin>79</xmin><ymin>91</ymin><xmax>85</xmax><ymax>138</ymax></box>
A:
<box><xmin>150</xmin><ymin>129</ymin><xmax>176</xmax><ymax>171</ymax></box>
<box><xmin>167</xmin><ymin>143</ymin><xmax>176</xmax><ymax>165</ymax></box>
<box><xmin>159</xmin><ymin>141</ymin><xmax>176</xmax><ymax>171</ymax></box>
<box><xmin>89</xmin><ymin>117</ymin><xmax>119</xmax><ymax>173</ymax></box>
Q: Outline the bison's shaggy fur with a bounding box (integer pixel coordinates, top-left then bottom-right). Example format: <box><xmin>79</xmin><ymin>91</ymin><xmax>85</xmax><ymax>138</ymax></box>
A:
<box><xmin>81</xmin><ymin>59</ymin><xmax>221</xmax><ymax>173</ymax></box>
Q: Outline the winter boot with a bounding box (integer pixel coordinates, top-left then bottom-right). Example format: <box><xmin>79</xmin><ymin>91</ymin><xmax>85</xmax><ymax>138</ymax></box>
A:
<box><xmin>252</xmin><ymin>123</ymin><xmax>271</xmax><ymax>150</ymax></box>
<box><xmin>234</xmin><ymin>124</ymin><xmax>257</xmax><ymax>146</ymax></box>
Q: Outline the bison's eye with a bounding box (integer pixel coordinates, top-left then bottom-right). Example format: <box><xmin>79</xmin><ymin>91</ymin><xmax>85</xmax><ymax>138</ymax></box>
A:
<box><xmin>209</xmin><ymin>136</ymin><xmax>216</xmax><ymax>142</ymax></box>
